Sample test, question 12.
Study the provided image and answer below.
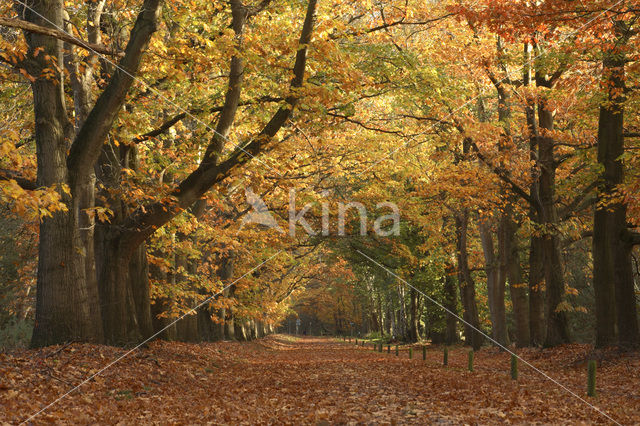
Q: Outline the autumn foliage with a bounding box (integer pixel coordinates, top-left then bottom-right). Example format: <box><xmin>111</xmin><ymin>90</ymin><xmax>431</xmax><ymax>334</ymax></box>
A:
<box><xmin>1</xmin><ymin>0</ymin><xmax>640</xmax><ymax>422</ymax></box>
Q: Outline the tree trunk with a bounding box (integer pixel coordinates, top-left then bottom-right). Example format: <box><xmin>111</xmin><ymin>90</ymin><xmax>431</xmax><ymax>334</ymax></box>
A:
<box><xmin>197</xmin><ymin>304</ymin><xmax>215</xmax><ymax>341</ymax></box>
<box><xmin>523</xmin><ymin>41</ymin><xmax>546</xmax><ymax>347</ymax></box>
<box><xmin>376</xmin><ymin>291</ymin><xmax>384</xmax><ymax>338</ymax></box>
<box><xmin>408</xmin><ymin>287</ymin><xmax>419</xmax><ymax>342</ymax></box>
<box><xmin>529</xmin><ymin>235</ymin><xmax>545</xmax><ymax>346</ymax></box>
<box><xmin>501</xmin><ymin>213</ymin><xmax>530</xmax><ymax>347</ymax></box>
<box><xmin>177</xmin><ymin>313</ymin><xmax>199</xmax><ymax>342</ymax></box>
<box><xmin>538</xmin><ymin>98</ymin><xmax>570</xmax><ymax>347</ymax></box>
<box><xmin>456</xmin><ymin>210</ymin><xmax>483</xmax><ymax>350</ymax></box>
<box><xmin>95</xmin><ymin>228</ymin><xmax>141</xmax><ymax>345</ymax></box>
<box><xmin>149</xmin><ymin>253</ymin><xmax>177</xmax><ymax>341</ymax></box>
<box><xmin>396</xmin><ymin>283</ymin><xmax>407</xmax><ymax>340</ymax></box>
<box><xmin>234</xmin><ymin>320</ymin><xmax>249</xmax><ymax>341</ymax></box>
<box><xmin>488</xmin><ymin>46</ymin><xmax>529</xmax><ymax>347</ymax></box>
<box><xmin>129</xmin><ymin>243</ymin><xmax>153</xmax><ymax>340</ymax></box>
<box><xmin>27</xmin><ymin>0</ymin><xmax>101</xmax><ymax>347</ymax></box>
<box><xmin>224</xmin><ymin>309</ymin><xmax>236</xmax><ymax>340</ymax></box>
<box><xmin>594</xmin><ymin>26</ymin><xmax>639</xmax><ymax>348</ymax></box>
<box><xmin>255</xmin><ymin>320</ymin><xmax>264</xmax><ymax>338</ymax></box>
<box><xmin>443</xmin><ymin>263</ymin><xmax>459</xmax><ymax>344</ymax></box>
<box><xmin>479</xmin><ymin>220</ymin><xmax>508</xmax><ymax>346</ymax></box>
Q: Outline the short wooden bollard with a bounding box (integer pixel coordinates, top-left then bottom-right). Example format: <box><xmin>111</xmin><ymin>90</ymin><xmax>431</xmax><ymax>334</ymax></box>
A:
<box><xmin>373</xmin><ymin>343</ymin><xmax>376</xmax><ymax>351</ymax></box>
<box><xmin>387</xmin><ymin>345</ymin><xmax>390</xmax><ymax>354</ymax></box>
<box><xmin>355</xmin><ymin>338</ymin><xmax>358</xmax><ymax>345</ymax></box>
<box><xmin>395</xmin><ymin>345</ymin><xmax>399</xmax><ymax>356</ymax></box>
<box><xmin>422</xmin><ymin>346</ymin><xmax>426</xmax><ymax>361</ymax></box>
<box><xmin>587</xmin><ymin>360</ymin><xmax>597</xmax><ymax>397</ymax></box>
<box><xmin>378</xmin><ymin>343</ymin><xmax>383</xmax><ymax>352</ymax></box>
<box><xmin>468</xmin><ymin>350</ymin><xmax>474</xmax><ymax>372</ymax></box>
<box><xmin>409</xmin><ymin>347</ymin><xmax>413</xmax><ymax>359</ymax></box>
<box><xmin>511</xmin><ymin>354</ymin><xmax>518</xmax><ymax>380</ymax></box>
<box><xmin>443</xmin><ymin>347</ymin><xmax>448</xmax><ymax>366</ymax></box>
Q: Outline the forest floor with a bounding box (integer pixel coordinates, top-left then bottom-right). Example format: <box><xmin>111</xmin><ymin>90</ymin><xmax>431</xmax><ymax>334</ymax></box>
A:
<box><xmin>1</xmin><ymin>335</ymin><xmax>639</xmax><ymax>425</ymax></box>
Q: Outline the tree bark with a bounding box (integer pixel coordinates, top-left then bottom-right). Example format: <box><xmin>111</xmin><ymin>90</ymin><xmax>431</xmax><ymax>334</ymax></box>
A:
<box><xmin>443</xmin><ymin>263</ymin><xmax>459</xmax><ymax>344</ymax></box>
<box><xmin>27</xmin><ymin>0</ymin><xmax>162</xmax><ymax>346</ymax></box>
<box><xmin>408</xmin><ymin>287</ymin><xmax>419</xmax><ymax>342</ymax></box>
<box><xmin>27</xmin><ymin>0</ymin><xmax>101</xmax><ymax>347</ymax></box>
<box><xmin>501</xmin><ymin>213</ymin><xmax>530</xmax><ymax>347</ymax></box>
<box><xmin>537</xmin><ymin>92</ymin><xmax>570</xmax><ymax>347</ymax></box>
<box><xmin>594</xmin><ymin>24</ymin><xmax>639</xmax><ymax>348</ymax></box>
<box><xmin>129</xmin><ymin>243</ymin><xmax>154</xmax><ymax>340</ymax></box>
<box><xmin>95</xmin><ymin>226</ymin><xmax>141</xmax><ymax>345</ymax></box>
<box><xmin>456</xmin><ymin>210</ymin><xmax>483</xmax><ymax>350</ymax></box>
<box><xmin>523</xmin><ymin>44</ymin><xmax>546</xmax><ymax>346</ymax></box>
<box><xmin>479</xmin><ymin>220</ymin><xmax>508</xmax><ymax>346</ymax></box>
<box><xmin>528</xmin><ymin>235</ymin><xmax>545</xmax><ymax>345</ymax></box>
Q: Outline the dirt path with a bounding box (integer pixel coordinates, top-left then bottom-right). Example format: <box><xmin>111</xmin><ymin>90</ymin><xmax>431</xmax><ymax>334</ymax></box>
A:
<box><xmin>2</xmin><ymin>335</ymin><xmax>638</xmax><ymax>424</ymax></box>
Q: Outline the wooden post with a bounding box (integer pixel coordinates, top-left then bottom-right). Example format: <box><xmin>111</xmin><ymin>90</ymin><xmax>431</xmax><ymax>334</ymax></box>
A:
<box><xmin>511</xmin><ymin>354</ymin><xmax>518</xmax><ymax>380</ymax></box>
<box><xmin>443</xmin><ymin>347</ymin><xmax>448</xmax><ymax>366</ymax></box>
<box><xmin>587</xmin><ymin>360</ymin><xmax>597</xmax><ymax>397</ymax></box>
<box><xmin>468</xmin><ymin>350</ymin><xmax>474</xmax><ymax>372</ymax></box>
<box><xmin>422</xmin><ymin>346</ymin><xmax>426</xmax><ymax>361</ymax></box>
<box><xmin>387</xmin><ymin>345</ymin><xmax>390</xmax><ymax>354</ymax></box>
<box><xmin>409</xmin><ymin>347</ymin><xmax>413</xmax><ymax>359</ymax></box>
<box><xmin>395</xmin><ymin>345</ymin><xmax>399</xmax><ymax>356</ymax></box>
<box><xmin>355</xmin><ymin>338</ymin><xmax>358</xmax><ymax>345</ymax></box>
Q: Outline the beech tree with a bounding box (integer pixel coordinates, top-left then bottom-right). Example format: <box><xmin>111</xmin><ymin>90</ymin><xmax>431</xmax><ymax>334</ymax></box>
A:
<box><xmin>0</xmin><ymin>0</ymin><xmax>317</xmax><ymax>346</ymax></box>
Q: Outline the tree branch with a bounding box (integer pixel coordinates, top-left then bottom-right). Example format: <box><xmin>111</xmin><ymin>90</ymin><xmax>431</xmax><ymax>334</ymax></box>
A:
<box><xmin>66</xmin><ymin>0</ymin><xmax>162</xmax><ymax>185</ymax></box>
<box><xmin>0</xmin><ymin>168</ymin><xmax>37</xmax><ymax>190</ymax></box>
<box><xmin>453</xmin><ymin>121</ymin><xmax>535</xmax><ymax>207</ymax></box>
<box><xmin>119</xmin><ymin>0</ymin><xmax>318</xmax><ymax>250</ymax></box>
<box><xmin>558</xmin><ymin>181</ymin><xmax>597</xmax><ymax>220</ymax></box>
<box><xmin>0</xmin><ymin>17</ymin><xmax>122</xmax><ymax>57</ymax></box>
<box><xmin>132</xmin><ymin>96</ymin><xmax>284</xmax><ymax>144</ymax></box>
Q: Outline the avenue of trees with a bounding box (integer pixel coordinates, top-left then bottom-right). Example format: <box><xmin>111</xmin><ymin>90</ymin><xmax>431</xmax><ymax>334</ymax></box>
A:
<box><xmin>1</xmin><ymin>0</ymin><xmax>640</xmax><ymax>350</ymax></box>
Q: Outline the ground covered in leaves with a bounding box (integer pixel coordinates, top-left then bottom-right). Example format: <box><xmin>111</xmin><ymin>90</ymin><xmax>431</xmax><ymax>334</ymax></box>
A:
<box><xmin>1</xmin><ymin>335</ymin><xmax>639</xmax><ymax>424</ymax></box>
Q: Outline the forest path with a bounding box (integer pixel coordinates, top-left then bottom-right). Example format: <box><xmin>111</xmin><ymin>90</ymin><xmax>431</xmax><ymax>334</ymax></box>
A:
<box><xmin>2</xmin><ymin>335</ymin><xmax>638</xmax><ymax>424</ymax></box>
